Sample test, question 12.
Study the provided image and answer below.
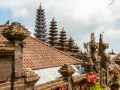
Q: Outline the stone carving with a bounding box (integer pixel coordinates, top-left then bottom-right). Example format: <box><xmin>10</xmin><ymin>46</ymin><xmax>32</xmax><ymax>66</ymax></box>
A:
<box><xmin>91</xmin><ymin>33</ymin><xmax>95</xmax><ymax>41</ymax></box>
<box><xmin>0</xmin><ymin>57</ymin><xmax>11</xmax><ymax>81</ymax></box>
<box><xmin>84</xmin><ymin>43</ymin><xmax>90</xmax><ymax>54</ymax></box>
<box><xmin>59</xmin><ymin>63</ymin><xmax>75</xmax><ymax>90</ymax></box>
<box><xmin>99</xmin><ymin>34</ymin><xmax>108</xmax><ymax>70</ymax></box>
<box><xmin>1</xmin><ymin>22</ymin><xmax>31</xmax><ymax>41</ymax></box>
<box><xmin>83</xmin><ymin>52</ymin><xmax>94</xmax><ymax>72</ymax></box>
<box><xmin>23</xmin><ymin>68</ymin><xmax>40</xmax><ymax>83</ymax></box>
<box><xmin>83</xmin><ymin>33</ymin><xmax>99</xmax><ymax>73</ymax></box>
<box><xmin>0</xmin><ymin>22</ymin><xmax>39</xmax><ymax>90</ymax></box>
<box><xmin>58</xmin><ymin>63</ymin><xmax>75</xmax><ymax>78</ymax></box>
<box><xmin>100</xmin><ymin>68</ymin><xmax>106</xmax><ymax>88</ymax></box>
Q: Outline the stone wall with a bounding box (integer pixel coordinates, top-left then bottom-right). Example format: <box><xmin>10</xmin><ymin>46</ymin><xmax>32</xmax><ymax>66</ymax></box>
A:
<box><xmin>0</xmin><ymin>22</ymin><xmax>39</xmax><ymax>90</ymax></box>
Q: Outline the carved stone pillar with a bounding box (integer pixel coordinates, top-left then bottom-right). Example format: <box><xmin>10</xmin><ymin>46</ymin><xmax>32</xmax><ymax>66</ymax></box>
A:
<box><xmin>1</xmin><ymin>22</ymin><xmax>39</xmax><ymax>90</ymax></box>
<box><xmin>2</xmin><ymin>22</ymin><xmax>30</xmax><ymax>78</ymax></box>
<box><xmin>58</xmin><ymin>63</ymin><xmax>75</xmax><ymax>90</ymax></box>
<box><xmin>83</xmin><ymin>33</ymin><xmax>99</xmax><ymax>73</ymax></box>
<box><xmin>99</xmin><ymin>34</ymin><xmax>109</xmax><ymax>70</ymax></box>
<box><xmin>98</xmin><ymin>34</ymin><xmax>109</xmax><ymax>87</ymax></box>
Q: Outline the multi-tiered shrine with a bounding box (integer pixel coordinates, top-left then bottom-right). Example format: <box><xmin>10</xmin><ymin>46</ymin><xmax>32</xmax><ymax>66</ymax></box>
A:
<box><xmin>48</xmin><ymin>18</ymin><xmax>59</xmax><ymax>48</ymax></box>
<box><xmin>34</xmin><ymin>3</ymin><xmax>47</xmax><ymax>42</ymax></box>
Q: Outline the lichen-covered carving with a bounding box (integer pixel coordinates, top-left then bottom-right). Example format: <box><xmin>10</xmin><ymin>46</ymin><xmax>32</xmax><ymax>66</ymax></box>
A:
<box><xmin>1</xmin><ymin>22</ymin><xmax>30</xmax><ymax>41</ymax></box>
<box><xmin>99</xmin><ymin>34</ymin><xmax>109</xmax><ymax>69</ymax></box>
<box><xmin>23</xmin><ymin>68</ymin><xmax>40</xmax><ymax>83</ymax></box>
<box><xmin>100</xmin><ymin>68</ymin><xmax>106</xmax><ymax>87</ymax></box>
<box><xmin>0</xmin><ymin>57</ymin><xmax>12</xmax><ymax>82</ymax></box>
<box><xmin>58</xmin><ymin>63</ymin><xmax>75</xmax><ymax>77</ymax></box>
<box><xmin>83</xmin><ymin>33</ymin><xmax>99</xmax><ymax>73</ymax></box>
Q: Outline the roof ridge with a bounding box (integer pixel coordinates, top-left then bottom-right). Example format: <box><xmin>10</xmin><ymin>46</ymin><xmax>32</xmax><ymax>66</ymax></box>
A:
<box><xmin>29</xmin><ymin>36</ymin><xmax>82</xmax><ymax>63</ymax></box>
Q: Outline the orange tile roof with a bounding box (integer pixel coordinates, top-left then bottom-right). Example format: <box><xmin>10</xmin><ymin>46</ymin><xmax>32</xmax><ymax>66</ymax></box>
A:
<box><xmin>0</xmin><ymin>25</ymin><xmax>81</xmax><ymax>70</ymax></box>
<box><xmin>23</xmin><ymin>37</ymin><xmax>80</xmax><ymax>69</ymax></box>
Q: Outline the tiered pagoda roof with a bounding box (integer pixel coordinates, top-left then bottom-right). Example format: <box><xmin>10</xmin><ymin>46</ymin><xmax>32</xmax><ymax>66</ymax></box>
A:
<box><xmin>34</xmin><ymin>3</ymin><xmax>47</xmax><ymax>42</ymax></box>
<box><xmin>67</xmin><ymin>36</ymin><xmax>76</xmax><ymax>52</ymax></box>
<box><xmin>74</xmin><ymin>43</ymin><xmax>80</xmax><ymax>53</ymax></box>
<box><xmin>59</xmin><ymin>27</ymin><xmax>68</xmax><ymax>51</ymax></box>
<box><xmin>48</xmin><ymin>17</ymin><xmax>60</xmax><ymax>48</ymax></box>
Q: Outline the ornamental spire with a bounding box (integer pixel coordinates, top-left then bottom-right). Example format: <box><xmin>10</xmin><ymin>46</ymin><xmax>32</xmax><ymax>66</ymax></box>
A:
<box><xmin>34</xmin><ymin>3</ymin><xmax>47</xmax><ymax>42</ymax></box>
<box><xmin>52</xmin><ymin>17</ymin><xmax>55</xmax><ymax>21</ymax></box>
<box><xmin>62</xmin><ymin>27</ymin><xmax>64</xmax><ymax>31</ymax></box>
<box><xmin>48</xmin><ymin>17</ymin><xmax>59</xmax><ymax>47</ymax></box>
<box><xmin>67</xmin><ymin>36</ymin><xmax>75</xmax><ymax>52</ymax></box>
<box><xmin>59</xmin><ymin>27</ymin><xmax>68</xmax><ymax>51</ymax></box>
<box><xmin>70</xmin><ymin>36</ymin><xmax>72</xmax><ymax>40</ymax></box>
<box><xmin>39</xmin><ymin>3</ymin><xmax>42</xmax><ymax>9</ymax></box>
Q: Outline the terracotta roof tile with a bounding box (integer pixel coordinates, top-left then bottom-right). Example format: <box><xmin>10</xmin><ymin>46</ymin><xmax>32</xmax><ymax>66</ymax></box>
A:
<box><xmin>0</xmin><ymin>26</ymin><xmax>81</xmax><ymax>70</ymax></box>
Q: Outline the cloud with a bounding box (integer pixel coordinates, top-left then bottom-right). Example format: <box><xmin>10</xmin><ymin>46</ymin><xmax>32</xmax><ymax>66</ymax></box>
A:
<box><xmin>0</xmin><ymin>0</ymin><xmax>120</xmax><ymax>53</ymax></box>
<box><xmin>106</xmin><ymin>29</ymin><xmax>120</xmax><ymax>39</ymax></box>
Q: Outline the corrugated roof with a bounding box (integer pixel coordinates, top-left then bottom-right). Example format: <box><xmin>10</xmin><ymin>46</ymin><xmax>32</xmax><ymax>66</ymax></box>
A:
<box><xmin>34</xmin><ymin>65</ymin><xmax>80</xmax><ymax>85</ymax></box>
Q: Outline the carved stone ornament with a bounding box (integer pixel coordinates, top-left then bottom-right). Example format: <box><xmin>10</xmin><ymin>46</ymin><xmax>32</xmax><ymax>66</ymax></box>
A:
<box><xmin>23</xmin><ymin>68</ymin><xmax>40</xmax><ymax>83</ymax></box>
<box><xmin>0</xmin><ymin>58</ymin><xmax>12</xmax><ymax>82</ymax></box>
<box><xmin>1</xmin><ymin>22</ymin><xmax>31</xmax><ymax>41</ymax></box>
<box><xmin>58</xmin><ymin>63</ymin><xmax>75</xmax><ymax>77</ymax></box>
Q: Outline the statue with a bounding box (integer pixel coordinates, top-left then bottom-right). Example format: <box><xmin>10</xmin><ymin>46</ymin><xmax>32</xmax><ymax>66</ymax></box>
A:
<box><xmin>83</xmin><ymin>33</ymin><xmax>99</xmax><ymax>73</ymax></box>
<box><xmin>84</xmin><ymin>43</ymin><xmax>90</xmax><ymax>54</ymax></box>
<box><xmin>91</xmin><ymin>32</ymin><xmax>95</xmax><ymax>41</ymax></box>
<box><xmin>100</xmin><ymin>68</ymin><xmax>106</xmax><ymax>88</ymax></box>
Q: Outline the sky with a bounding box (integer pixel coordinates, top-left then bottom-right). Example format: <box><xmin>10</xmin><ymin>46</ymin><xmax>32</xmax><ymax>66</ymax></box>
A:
<box><xmin>0</xmin><ymin>0</ymin><xmax>120</xmax><ymax>53</ymax></box>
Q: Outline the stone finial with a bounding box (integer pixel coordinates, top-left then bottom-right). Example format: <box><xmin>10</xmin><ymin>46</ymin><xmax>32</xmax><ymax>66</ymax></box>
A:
<box><xmin>91</xmin><ymin>32</ymin><xmax>95</xmax><ymax>41</ymax></box>
<box><xmin>39</xmin><ymin>3</ymin><xmax>42</xmax><ymax>9</ymax></box>
<box><xmin>99</xmin><ymin>33</ymin><xmax>103</xmax><ymax>42</ymax></box>
<box><xmin>111</xmin><ymin>49</ymin><xmax>115</xmax><ymax>54</ymax></box>
<box><xmin>1</xmin><ymin>22</ymin><xmax>30</xmax><ymax>41</ymax></box>
<box><xmin>76</xmin><ymin>43</ymin><xmax>78</xmax><ymax>46</ymax></box>
<box><xmin>80</xmin><ymin>49</ymin><xmax>82</xmax><ymax>53</ymax></box>
<box><xmin>23</xmin><ymin>68</ymin><xmax>40</xmax><ymax>83</ymax></box>
<box><xmin>52</xmin><ymin>17</ymin><xmax>55</xmax><ymax>21</ymax></box>
<box><xmin>62</xmin><ymin>27</ymin><xmax>64</xmax><ymax>31</ymax></box>
<box><xmin>70</xmin><ymin>36</ymin><xmax>72</xmax><ymax>40</ymax></box>
<box><xmin>58</xmin><ymin>63</ymin><xmax>75</xmax><ymax>77</ymax></box>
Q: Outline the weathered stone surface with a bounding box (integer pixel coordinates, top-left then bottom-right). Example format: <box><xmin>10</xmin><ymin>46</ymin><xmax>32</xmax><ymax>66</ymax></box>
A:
<box><xmin>1</xmin><ymin>22</ymin><xmax>30</xmax><ymax>41</ymax></box>
<box><xmin>23</xmin><ymin>68</ymin><xmax>40</xmax><ymax>83</ymax></box>
<box><xmin>0</xmin><ymin>56</ymin><xmax>12</xmax><ymax>81</ymax></box>
<box><xmin>0</xmin><ymin>22</ymin><xmax>39</xmax><ymax>90</ymax></box>
<box><xmin>58</xmin><ymin>63</ymin><xmax>75</xmax><ymax>78</ymax></box>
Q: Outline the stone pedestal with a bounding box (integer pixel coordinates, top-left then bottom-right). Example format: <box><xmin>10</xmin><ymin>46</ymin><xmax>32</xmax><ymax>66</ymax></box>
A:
<box><xmin>58</xmin><ymin>63</ymin><xmax>75</xmax><ymax>90</ymax></box>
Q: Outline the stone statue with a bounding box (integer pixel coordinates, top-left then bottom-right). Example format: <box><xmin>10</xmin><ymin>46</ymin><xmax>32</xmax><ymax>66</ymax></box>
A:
<box><xmin>84</xmin><ymin>43</ymin><xmax>90</xmax><ymax>54</ymax></box>
<box><xmin>91</xmin><ymin>32</ymin><xmax>95</xmax><ymax>41</ymax></box>
<box><xmin>100</xmin><ymin>68</ymin><xmax>106</xmax><ymax>88</ymax></box>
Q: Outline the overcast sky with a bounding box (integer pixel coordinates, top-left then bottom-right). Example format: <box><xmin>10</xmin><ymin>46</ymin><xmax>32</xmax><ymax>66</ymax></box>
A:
<box><xmin>0</xmin><ymin>0</ymin><xmax>120</xmax><ymax>53</ymax></box>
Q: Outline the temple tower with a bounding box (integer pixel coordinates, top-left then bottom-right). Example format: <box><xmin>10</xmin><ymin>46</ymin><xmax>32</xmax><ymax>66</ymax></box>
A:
<box><xmin>74</xmin><ymin>43</ymin><xmax>80</xmax><ymax>53</ymax></box>
<box><xmin>34</xmin><ymin>3</ymin><xmax>47</xmax><ymax>42</ymax></box>
<box><xmin>67</xmin><ymin>36</ymin><xmax>75</xmax><ymax>52</ymax></box>
<box><xmin>48</xmin><ymin>17</ymin><xmax>59</xmax><ymax>47</ymax></box>
<box><xmin>59</xmin><ymin>27</ymin><xmax>68</xmax><ymax>52</ymax></box>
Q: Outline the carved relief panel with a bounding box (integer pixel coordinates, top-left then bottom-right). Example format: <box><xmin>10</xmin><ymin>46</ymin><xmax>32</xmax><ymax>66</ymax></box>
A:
<box><xmin>0</xmin><ymin>56</ymin><xmax>12</xmax><ymax>82</ymax></box>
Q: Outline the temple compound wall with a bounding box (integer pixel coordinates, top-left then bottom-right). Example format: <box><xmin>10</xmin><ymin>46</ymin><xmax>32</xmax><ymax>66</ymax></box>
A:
<box><xmin>0</xmin><ymin>22</ymin><xmax>39</xmax><ymax>90</ymax></box>
<box><xmin>1</xmin><ymin>22</ymin><xmax>120</xmax><ymax>90</ymax></box>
